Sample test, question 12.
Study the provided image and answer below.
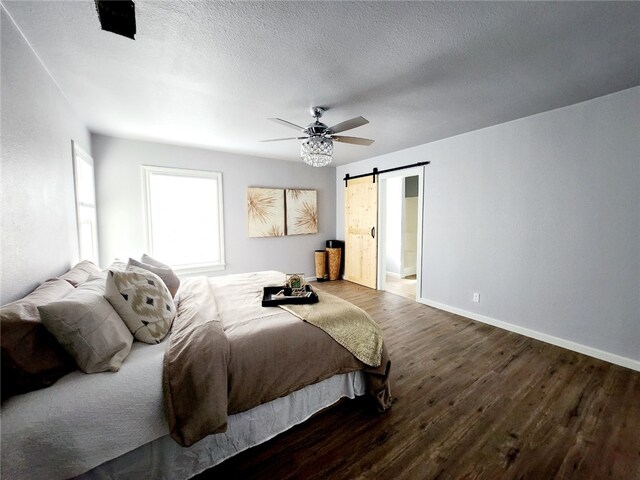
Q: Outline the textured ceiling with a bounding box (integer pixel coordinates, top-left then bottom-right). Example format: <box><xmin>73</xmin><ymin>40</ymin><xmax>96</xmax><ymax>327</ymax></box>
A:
<box><xmin>3</xmin><ymin>1</ymin><xmax>639</xmax><ymax>166</ymax></box>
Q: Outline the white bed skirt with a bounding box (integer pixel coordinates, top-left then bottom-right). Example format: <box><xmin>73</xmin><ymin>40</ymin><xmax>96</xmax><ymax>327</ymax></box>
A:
<box><xmin>75</xmin><ymin>371</ymin><xmax>365</xmax><ymax>480</ymax></box>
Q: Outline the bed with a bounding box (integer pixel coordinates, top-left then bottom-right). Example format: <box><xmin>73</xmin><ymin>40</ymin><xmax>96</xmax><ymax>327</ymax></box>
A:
<box><xmin>1</xmin><ymin>270</ymin><xmax>391</xmax><ymax>479</ymax></box>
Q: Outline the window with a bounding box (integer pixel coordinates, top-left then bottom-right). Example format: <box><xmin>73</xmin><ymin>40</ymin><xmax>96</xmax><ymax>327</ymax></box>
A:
<box><xmin>72</xmin><ymin>141</ymin><xmax>99</xmax><ymax>265</ymax></box>
<box><xmin>142</xmin><ymin>166</ymin><xmax>225</xmax><ymax>273</ymax></box>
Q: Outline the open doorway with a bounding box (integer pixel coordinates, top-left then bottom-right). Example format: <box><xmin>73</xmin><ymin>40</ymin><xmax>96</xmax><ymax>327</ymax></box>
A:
<box><xmin>377</xmin><ymin>167</ymin><xmax>424</xmax><ymax>301</ymax></box>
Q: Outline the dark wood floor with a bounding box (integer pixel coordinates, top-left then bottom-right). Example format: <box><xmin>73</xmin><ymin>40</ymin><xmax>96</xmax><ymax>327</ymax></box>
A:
<box><xmin>197</xmin><ymin>280</ymin><xmax>640</xmax><ymax>480</ymax></box>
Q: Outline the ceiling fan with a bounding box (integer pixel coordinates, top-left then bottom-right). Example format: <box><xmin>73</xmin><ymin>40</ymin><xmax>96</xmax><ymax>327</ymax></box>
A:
<box><xmin>261</xmin><ymin>106</ymin><xmax>374</xmax><ymax>167</ymax></box>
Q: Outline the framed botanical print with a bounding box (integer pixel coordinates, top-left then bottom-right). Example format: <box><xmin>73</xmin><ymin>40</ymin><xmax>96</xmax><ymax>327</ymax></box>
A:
<box><xmin>247</xmin><ymin>187</ymin><xmax>285</xmax><ymax>237</ymax></box>
<box><xmin>286</xmin><ymin>189</ymin><xmax>317</xmax><ymax>235</ymax></box>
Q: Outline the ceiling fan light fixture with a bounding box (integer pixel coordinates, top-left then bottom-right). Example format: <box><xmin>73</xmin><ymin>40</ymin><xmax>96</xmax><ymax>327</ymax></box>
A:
<box><xmin>301</xmin><ymin>136</ymin><xmax>333</xmax><ymax>167</ymax></box>
<box><xmin>264</xmin><ymin>107</ymin><xmax>372</xmax><ymax>166</ymax></box>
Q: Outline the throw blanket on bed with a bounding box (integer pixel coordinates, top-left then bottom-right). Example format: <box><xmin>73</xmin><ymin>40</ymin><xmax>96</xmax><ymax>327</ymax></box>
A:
<box><xmin>162</xmin><ymin>278</ymin><xmax>229</xmax><ymax>446</ymax></box>
<box><xmin>163</xmin><ymin>272</ymin><xmax>391</xmax><ymax>447</ymax></box>
<box><xmin>280</xmin><ymin>289</ymin><xmax>383</xmax><ymax>367</ymax></box>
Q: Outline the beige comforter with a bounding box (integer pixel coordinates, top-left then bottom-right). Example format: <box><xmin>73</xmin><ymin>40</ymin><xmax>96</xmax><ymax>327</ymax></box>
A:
<box><xmin>163</xmin><ymin>272</ymin><xmax>391</xmax><ymax>447</ymax></box>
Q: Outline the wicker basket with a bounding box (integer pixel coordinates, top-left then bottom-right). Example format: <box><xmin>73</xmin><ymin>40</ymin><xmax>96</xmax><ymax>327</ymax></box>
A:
<box><xmin>326</xmin><ymin>247</ymin><xmax>341</xmax><ymax>281</ymax></box>
<box><xmin>314</xmin><ymin>250</ymin><xmax>327</xmax><ymax>280</ymax></box>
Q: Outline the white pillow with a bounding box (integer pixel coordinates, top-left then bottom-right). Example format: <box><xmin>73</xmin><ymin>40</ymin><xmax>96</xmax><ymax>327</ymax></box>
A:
<box><xmin>38</xmin><ymin>277</ymin><xmax>133</xmax><ymax>373</ymax></box>
<box><xmin>104</xmin><ymin>267</ymin><xmax>176</xmax><ymax>344</ymax></box>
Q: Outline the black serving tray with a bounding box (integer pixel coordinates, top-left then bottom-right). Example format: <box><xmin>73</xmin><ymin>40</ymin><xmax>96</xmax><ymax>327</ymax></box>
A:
<box><xmin>262</xmin><ymin>285</ymin><xmax>319</xmax><ymax>307</ymax></box>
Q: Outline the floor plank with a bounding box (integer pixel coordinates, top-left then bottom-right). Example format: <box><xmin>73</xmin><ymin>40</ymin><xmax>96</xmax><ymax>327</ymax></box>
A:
<box><xmin>195</xmin><ymin>280</ymin><xmax>640</xmax><ymax>480</ymax></box>
<box><xmin>384</xmin><ymin>274</ymin><xmax>416</xmax><ymax>300</ymax></box>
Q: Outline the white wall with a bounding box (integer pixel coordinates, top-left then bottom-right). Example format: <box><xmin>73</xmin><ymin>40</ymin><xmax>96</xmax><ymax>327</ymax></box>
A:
<box><xmin>1</xmin><ymin>9</ymin><xmax>91</xmax><ymax>304</ymax></box>
<box><xmin>336</xmin><ymin>87</ymin><xmax>640</xmax><ymax>366</ymax></box>
<box><xmin>92</xmin><ymin>134</ymin><xmax>336</xmax><ymax>278</ymax></box>
<box><xmin>384</xmin><ymin>177</ymin><xmax>402</xmax><ymax>276</ymax></box>
<box><xmin>402</xmin><ymin>195</ymin><xmax>418</xmax><ymax>276</ymax></box>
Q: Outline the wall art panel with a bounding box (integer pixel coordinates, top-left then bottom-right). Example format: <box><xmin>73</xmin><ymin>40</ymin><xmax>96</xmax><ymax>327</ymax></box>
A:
<box><xmin>247</xmin><ymin>187</ymin><xmax>285</xmax><ymax>237</ymax></box>
<box><xmin>286</xmin><ymin>189</ymin><xmax>318</xmax><ymax>235</ymax></box>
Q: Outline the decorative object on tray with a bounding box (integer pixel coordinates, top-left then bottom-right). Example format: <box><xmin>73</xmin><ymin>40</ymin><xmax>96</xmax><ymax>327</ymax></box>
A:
<box><xmin>285</xmin><ymin>273</ymin><xmax>306</xmax><ymax>294</ymax></box>
<box><xmin>285</xmin><ymin>189</ymin><xmax>318</xmax><ymax>235</ymax></box>
<box><xmin>247</xmin><ymin>187</ymin><xmax>285</xmax><ymax>237</ymax></box>
<box><xmin>261</xmin><ymin>285</ymin><xmax>319</xmax><ymax>307</ymax></box>
<box><xmin>275</xmin><ymin>289</ymin><xmax>312</xmax><ymax>299</ymax></box>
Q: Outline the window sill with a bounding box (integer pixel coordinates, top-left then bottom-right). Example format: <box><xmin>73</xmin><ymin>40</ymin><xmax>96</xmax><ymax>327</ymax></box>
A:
<box><xmin>174</xmin><ymin>263</ymin><xmax>226</xmax><ymax>277</ymax></box>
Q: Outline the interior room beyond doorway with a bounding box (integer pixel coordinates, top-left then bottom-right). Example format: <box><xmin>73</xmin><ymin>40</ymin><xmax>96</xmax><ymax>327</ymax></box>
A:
<box><xmin>380</xmin><ymin>173</ymin><xmax>421</xmax><ymax>301</ymax></box>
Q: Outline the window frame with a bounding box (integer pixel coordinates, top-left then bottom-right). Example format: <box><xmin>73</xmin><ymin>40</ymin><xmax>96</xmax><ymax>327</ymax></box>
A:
<box><xmin>141</xmin><ymin>165</ymin><xmax>226</xmax><ymax>275</ymax></box>
<box><xmin>72</xmin><ymin>140</ymin><xmax>99</xmax><ymax>265</ymax></box>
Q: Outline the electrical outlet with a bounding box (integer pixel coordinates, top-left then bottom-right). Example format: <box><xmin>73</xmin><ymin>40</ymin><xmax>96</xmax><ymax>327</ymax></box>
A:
<box><xmin>472</xmin><ymin>292</ymin><xmax>480</xmax><ymax>303</ymax></box>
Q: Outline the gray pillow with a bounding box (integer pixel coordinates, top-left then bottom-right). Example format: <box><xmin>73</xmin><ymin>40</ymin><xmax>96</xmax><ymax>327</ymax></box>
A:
<box><xmin>104</xmin><ymin>267</ymin><xmax>176</xmax><ymax>344</ymax></box>
<box><xmin>1</xmin><ymin>279</ymin><xmax>77</xmax><ymax>399</ymax></box>
<box><xmin>126</xmin><ymin>254</ymin><xmax>181</xmax><ymax>298</ymax></box>
<box><xmin>58</xmin><ymin>260</ymin><xmax>102</xmax><ymax>287</ymax></box>
<box><xmin>38</xmin><ymin>277</ymin><xmax>133</xmax><ymax>373</ymax></box>
<box><xmin>90</xmin><ymin>259</ymin><xmax>127</xmax><ymax>282</ymax></box>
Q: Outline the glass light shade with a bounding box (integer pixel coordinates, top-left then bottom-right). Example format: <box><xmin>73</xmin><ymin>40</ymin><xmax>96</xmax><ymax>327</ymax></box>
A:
<box><xmin>301</xmin><ymin>136</ymin><xmax>333</xmax><ymax>167</ymax></box>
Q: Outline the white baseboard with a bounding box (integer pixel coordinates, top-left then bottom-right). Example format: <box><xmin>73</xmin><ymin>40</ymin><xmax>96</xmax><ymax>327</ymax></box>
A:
<box><xmin>385</xmin><ymin>271</ymin><xmax>402</xmax><ymax>279</ymax></box>
<box><xmin>418</xmin><ymin>297</ymin><xmax>640</xmax><ymax>372</ymax></box>
<box><xmin>402</xmin><ymin>267</ymin><xmax>416</xmax><ymax>277</ymax></box>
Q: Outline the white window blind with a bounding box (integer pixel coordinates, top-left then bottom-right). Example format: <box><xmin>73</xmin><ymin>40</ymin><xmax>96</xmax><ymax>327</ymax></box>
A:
<box><xmin>142</xmin><ymin>166</ymin><xmax>225</xmax><ymax>273</ymax></box>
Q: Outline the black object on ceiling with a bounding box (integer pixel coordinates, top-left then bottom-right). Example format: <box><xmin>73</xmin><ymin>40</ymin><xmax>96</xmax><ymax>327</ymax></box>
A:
<box><xmin>94</xmin><ymin>1</ymin><xmax>136</xmax><ymax>40</ymax></box>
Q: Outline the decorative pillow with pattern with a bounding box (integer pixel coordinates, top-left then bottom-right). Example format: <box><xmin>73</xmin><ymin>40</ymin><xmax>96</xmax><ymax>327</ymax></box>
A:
<box><xmin>104</xmin><ymin>268</ymin><xmax>175</xmax><ymax>344</ymax></box>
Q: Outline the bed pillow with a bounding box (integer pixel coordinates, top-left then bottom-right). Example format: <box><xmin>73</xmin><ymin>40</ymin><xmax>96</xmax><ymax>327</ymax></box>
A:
<box><xmin>38</xmin><ymin>277</ymin><xmax>133</xmax><ymax>373</ymax></box>
<box><xmin>89</xmin><ymin>259</ymin><xmax>128</xmax><ymax>282</ymax></box>
<box><xmin>126</xmin><ymin>254</ymin><xmax>181</xmax><ymax>298</ymax></box>
<box><xmin>1</xmin><ymin>279</ymin><xmax>77</xmax><ymax>400</ymax></box>
<box><xmin>107</xmin><ymin>259</ymin><xmax>128</xmax><ymax>271</ymax></box>
<box><xmin>104</xmin><ymin>268</ymin><xmax>176</xmax><ymax>344</ymax></box>
<box><xmin>58</xmin><ymin>260</ymin><xmax>102</xmax><ymax>287</ymax></box>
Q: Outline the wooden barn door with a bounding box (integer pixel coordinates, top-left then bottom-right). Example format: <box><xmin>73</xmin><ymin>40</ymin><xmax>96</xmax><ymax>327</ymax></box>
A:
<box><xmin>344</xmin><ymin>176</ymin><xmax>378</xmax><ymax>289</ymax></box>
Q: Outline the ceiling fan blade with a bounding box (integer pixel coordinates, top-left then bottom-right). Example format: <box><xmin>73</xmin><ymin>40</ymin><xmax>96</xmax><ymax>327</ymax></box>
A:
<box><xmin>332</xmin><ymin>135</ymin><xmax>375</xmax><ymax>146</ymax></box>
<box><xmin>260</xmin><ymin>137</ymin><xmax>307</xmax><ymax>142</ymax></box>
<box><xmin>328</xmin><ymin>116</ymin><xmax>369</xmax><ymax>134</ymax></box>
<box><xmin>268</xmin><ymin>118</ymin><xmax>307</xmax><ymax>132</ymax></box>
